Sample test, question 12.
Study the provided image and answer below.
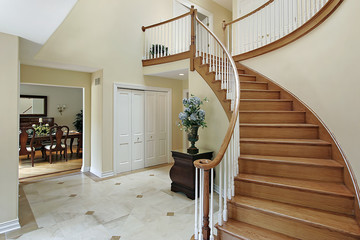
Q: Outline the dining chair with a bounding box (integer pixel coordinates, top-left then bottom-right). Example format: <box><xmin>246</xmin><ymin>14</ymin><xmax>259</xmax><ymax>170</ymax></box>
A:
<box><xmin>19</xmin><ymin>127</ymin><xmax>36</xmax><ymax>167</ymax></box>
<box><xmin>44</xmin><ymin>125</ymin><xmax>69</xmax><ymax>163</ymax></box>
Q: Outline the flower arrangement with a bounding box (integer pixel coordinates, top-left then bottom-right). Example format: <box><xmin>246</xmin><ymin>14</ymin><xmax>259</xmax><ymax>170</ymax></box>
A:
<box><xmin>178</xmin><ymin>95</ymin><xmax>208</xmax><ymax>132</ymax></box>
<box><xmin>32</xmin><ymin>124</ymin><xmax>50</xmax><ymax>136</ymax></box>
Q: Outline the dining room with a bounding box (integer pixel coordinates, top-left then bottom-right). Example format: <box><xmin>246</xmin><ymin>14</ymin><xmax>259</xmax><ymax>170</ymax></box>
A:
<box><xmin>19</xmin><ymin>83</ymin><xmax>84</xmax><ymax>182</ymax></box>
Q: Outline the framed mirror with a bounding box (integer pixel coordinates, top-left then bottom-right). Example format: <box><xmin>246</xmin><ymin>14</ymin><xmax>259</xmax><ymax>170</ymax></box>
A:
<box><xmin>20</xmin><ymin>95</ymin><xmax>47</xmax><ymax>117</ymax></box>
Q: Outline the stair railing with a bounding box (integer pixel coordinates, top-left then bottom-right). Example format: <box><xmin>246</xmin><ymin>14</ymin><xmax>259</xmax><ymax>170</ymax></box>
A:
<box><xmin>223</xmin><ymin>0</ymin><xmax>329</xmax><ymax>56</ymax></box>
<box><xmin>193</xmin><ymin>15</ymin><xmax>240</xmax><ymax>240</ymax></box>
<box><xmin>142</xmin><ymin>11</ymin><xmax>193</xmax><ymax>60</ymax></box>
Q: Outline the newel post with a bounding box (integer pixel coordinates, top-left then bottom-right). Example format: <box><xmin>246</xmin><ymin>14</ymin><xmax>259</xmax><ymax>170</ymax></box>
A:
<box><xmin>190</xmin><ymin>5</ymin><xmax>197</xmax><ymax>71</ymax></box>
<box><xmin>202</xmin><ymin>169</ymin><xmax>210</xmax><ymax>240</ymax></box>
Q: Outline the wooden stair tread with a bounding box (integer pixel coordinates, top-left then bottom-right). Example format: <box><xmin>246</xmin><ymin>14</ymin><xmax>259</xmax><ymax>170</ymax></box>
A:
<box><xmin>217</xmin><ymin>219</ymin><xmax>297</xmax><ymax>240</ymax></box>
<box><xmin>239</xmin><ymin>154</ymin><xmax>343</xmax><ymax>167</ymax></box>
<box><xmin>239</xmin><ymin>110</ymin><xmax>305</xmax><ymax>113</ymax></box>
<box><xmin>230</xmin><ymin>196</ymin><xmax>360</xmax><ymax>237</ymax></box>
<box><xmin>240</xmin><ymin>89</ymin><xmax>279</xmax><ymax>92</ymax></box>
<box><xmin>240</xmin><ymin>138</ymin><xmax>331</xmax><ymax>146</ymax></box>
<box><xmin>240</xmin><ymin>123</ymin><xmax>318</xmax><ymax>128</ymax></box>
<box><xmin>241</xmin><ymin>99</ymin><xmax>292</xmax><ymax>102</ymax></box>
<box><xmin>240</xmin><ymin>81</ymin><xmax>268</xmax><ymax>84</ymax></box>
<box><xmin>239</xmin><ymin>74</ymin><xmax>256</xmax><ymax>77</ymax></box>
<box><xmin>236</xmin><ymin>174</ymin><xmax>353</xmax><ymax>197</ymax></box>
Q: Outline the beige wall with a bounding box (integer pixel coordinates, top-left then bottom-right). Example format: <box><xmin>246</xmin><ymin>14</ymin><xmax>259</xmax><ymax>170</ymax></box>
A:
<box><xmin>35</xmin><ymin>0</ymin><xmax>231</xmax><ymax>176</ymax></box>
<box><xmin>0</xmin><ymin>33</ymin><xmax>19</xmax><ymax>228</ymax></box>
<box><xmin>90</xmin><ymin>70</ymin><xmax>103</xmax><ymax>175</ymax></box>
<box><xmin>242</xmin><ymin>0</ymin><xmax>360</xmax><ymax>183</ymax></box>
<box><xmin>20</xmin><ymin>84</ymin><xmax>83</xmax><ymax>130</ymax></box>
<box><xmin>20</xmin><ymin>65</ymin><xmax>92</xmax><ymax>171</ymax></box>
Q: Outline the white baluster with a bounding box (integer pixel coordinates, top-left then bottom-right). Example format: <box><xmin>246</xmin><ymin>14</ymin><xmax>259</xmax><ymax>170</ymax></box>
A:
<box><xmin>210</xmin><ymin>168</ymin><xmax>214</xmax><ymax>240</ymax></box>
<box><xmin>198</xmin><ymin>169</ymin><xmax>203</xmax><ymax>240</ymax></box>
<box><xmin>218</xmin><ymin>159</ymin><xmax>223</xmax><ymax>226</ymax></box>
<box><xmin>223</xmin><ymin>151</ymin><xmax>228</xmax><ymax>222</ymax></box>
<box><xmin>228</xmin><ymin>146</ymin><xmax>231</xmax><ymax>200</ymax></box>
<box><xmin>194</xmin><ymin>167</ymin><xmax>199</xmax><ymax>240</ymax></box>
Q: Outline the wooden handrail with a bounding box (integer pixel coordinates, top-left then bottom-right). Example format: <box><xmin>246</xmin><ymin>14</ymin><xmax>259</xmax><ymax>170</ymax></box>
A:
<box><xmin>142</xmin><ymin>11</ymin><xmax>193</xmax><ymax>32</ymax></box>
<box><xmin>193</xmin><ymin>17</ymin><xmax>240</xmax><ymax>171</ymax></box>
<box><xmin>223</xmin><ymin>0</ymin><xmax>273</xmax><ymax>28</ymax></box>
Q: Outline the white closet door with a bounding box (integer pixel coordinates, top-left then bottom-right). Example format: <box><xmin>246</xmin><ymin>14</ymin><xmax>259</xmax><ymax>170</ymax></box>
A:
<box><xmin>145</xmin><ymin>92</ymin><xmax>156</xmax><ymax>167</ymax></box>
<box><xmin>156</xmin><ymin>92</ymin><xmax>168</xmax><ymax>164</ymax></box>
<box><xmin>116</xmin><ymin>89</ymin><xmax>132</xmax><ymax>173</ymax></box>
<box><xmin>131</xmin><ymin>90</ymin><xmax>145</xmax><ymax>170</ymax></box>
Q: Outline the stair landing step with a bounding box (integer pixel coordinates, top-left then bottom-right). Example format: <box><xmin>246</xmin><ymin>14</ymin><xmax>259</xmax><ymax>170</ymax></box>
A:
<box><xmin>239</xmin><ymin>154</ymin><xmax>343</xmax><ymax>168</ymax></box>
<box><xmin>230</xmin><ymin>196</ymin><xmax>360</xmax><ymax>238</ymax></box>
<box><xmin>236</xmin><ymin>174</ymin><xmax>353</xmax><ymax>198</ymax></box>
<box><xmin>217</xmin><ymin>219</ymin><xmax>297</xmax><ymax>240</ymax></box>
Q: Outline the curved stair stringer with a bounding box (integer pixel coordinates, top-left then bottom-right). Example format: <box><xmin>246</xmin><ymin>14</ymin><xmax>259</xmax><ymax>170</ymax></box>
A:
<box><xmin>194</xmin><ymin>56</ymin><xmax>232</xmax><ymax>120</ymax></box>
<box><xmin>236</xmin><ymin>62</ymin><xmax>360</xmax><ymax>225</ymax></box>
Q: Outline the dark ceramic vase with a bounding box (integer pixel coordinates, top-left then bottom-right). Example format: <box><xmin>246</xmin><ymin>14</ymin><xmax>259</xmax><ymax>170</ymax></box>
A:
<box><xmin>187</xmin><ymin>125</ymin><xmax>200</xmax><ymax>154</ymax></box>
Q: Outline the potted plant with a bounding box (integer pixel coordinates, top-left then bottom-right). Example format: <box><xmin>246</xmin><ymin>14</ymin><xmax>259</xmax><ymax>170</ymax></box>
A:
<box><xmin>73</xmin><ymin>110</ymin><xmax>83</xmax><ymax>133</ymax></box>
<box><xmin>178</xmin><ymin>95</ymin><xmax>207</xmax><ymax>154</ymax></box>
<box><xmin>149</xmin><ymin>44</ymin><xmax>169</xmax><ymax>58</ymax></box>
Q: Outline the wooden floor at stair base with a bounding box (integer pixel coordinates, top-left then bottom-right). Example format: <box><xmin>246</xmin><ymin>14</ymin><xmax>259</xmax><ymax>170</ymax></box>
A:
<box><xmin>228</xmin><ymin>196</ymin><xmax>360</xmax><ymax>240</ymax></box>
<box><xmin>239</xmin><ymin>156</ymin><xmax>343</xmax><ymax>182</ymax></box>
<box><xmin>216</xmin><ymin>220</ymin><xmax>297</xmax><ymax>240</ymax></box>
<box><xmin>234</xmin><ymin>175</ymin><xmax>354</xmax><ymax>215</ymax></box>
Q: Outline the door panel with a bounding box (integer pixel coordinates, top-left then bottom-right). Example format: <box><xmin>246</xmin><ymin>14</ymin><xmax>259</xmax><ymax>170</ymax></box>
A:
<box><xmin>156</xmin><ymin>92</ymin><xmax>168</xmax><ymax>164</ymax></box>
<box><xmin>131</xmin><ymin>91</ymin><xmax>145</xmax><ymax>170</ymax></box>
<box><xmin>145</xmin><ymin>92</ymin><xmax>156</xmax><ymax>167</ymax></box>
<box><xmin>116</xmin><ymin>89</ymin><xmax>132</xmax><ymax>173</ymax></box>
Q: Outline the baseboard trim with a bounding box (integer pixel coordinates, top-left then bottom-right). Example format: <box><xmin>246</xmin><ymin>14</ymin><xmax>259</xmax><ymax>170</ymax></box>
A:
<box><xmin>90</xmin><ymin>168</ymin><xmax>115</xmax><ymax>178</ymax></box>
<box><xmin>0</xmin><ymin>219</ymin><xmax>20</xmax><ymax>234</ymax></box>
<box><xmin>81</xmin><ymin>166</ymin><xmax>90</xmax><ymax>172</ymax></box>
<box><xmin>101</xmin><ymin>171</ymin><xmax>115</xmax><ymax>178</ymax></box>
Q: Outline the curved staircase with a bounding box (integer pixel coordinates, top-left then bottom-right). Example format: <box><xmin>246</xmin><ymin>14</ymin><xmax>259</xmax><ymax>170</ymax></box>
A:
<box><xmin>195</xmin><ymin>59</ymin><xmax>360</xmax><ymax>239</ymax></box>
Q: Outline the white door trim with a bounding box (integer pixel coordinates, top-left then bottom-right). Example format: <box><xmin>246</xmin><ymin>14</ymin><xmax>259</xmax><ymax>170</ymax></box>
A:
<box><xmin>113</xmin><ymin>82</ymin><xmax>172</xmax><ymax>174</ymax></box>
<box><xmin>20</xmin><ymin>83</ymin><xmax>88</xmax><ymax>172</ymax></box>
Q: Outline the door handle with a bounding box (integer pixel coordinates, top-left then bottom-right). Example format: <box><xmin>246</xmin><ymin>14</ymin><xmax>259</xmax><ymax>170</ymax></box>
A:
<box><xmin>137</xmin><ymin>137</ymin><xmax>140</xmax><ymax>141</ymax></box>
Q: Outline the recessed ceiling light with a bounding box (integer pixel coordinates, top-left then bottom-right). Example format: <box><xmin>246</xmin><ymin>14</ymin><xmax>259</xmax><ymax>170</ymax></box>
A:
<box><xmin>179</xmin><ymin>73</ymin><xmax>185</xmax><ymax>76</ymax></box>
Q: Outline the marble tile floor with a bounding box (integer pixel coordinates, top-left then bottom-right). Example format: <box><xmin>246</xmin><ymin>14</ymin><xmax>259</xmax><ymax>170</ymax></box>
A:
<box><xmin>1</xmin><ymin>165</ymin><xmax>220</xmax><ymax>240</ymax></box>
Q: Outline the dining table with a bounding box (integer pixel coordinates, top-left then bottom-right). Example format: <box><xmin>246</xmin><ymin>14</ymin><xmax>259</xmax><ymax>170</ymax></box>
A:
<box><xmin>32</xmin><ymin>131</ymin><xmax>82</xmax><ymax>156</ymax></box>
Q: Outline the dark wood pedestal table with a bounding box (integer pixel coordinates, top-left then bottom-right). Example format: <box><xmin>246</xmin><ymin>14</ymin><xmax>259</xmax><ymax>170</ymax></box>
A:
<box><xmin>170</xmin><ymin>149</ymin><xmax>214</xmax><ymax>200</ymax></box>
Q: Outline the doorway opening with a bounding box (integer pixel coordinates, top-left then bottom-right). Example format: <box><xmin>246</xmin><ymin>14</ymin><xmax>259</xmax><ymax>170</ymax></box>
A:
<box><xmin>18</xmin><ymin>83</ymin><xmax>84</xmax><ymax>182</ymax></box>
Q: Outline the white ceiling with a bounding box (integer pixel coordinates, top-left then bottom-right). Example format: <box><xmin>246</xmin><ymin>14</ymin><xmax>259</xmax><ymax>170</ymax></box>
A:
<box><xmin>146</xmin><ymin>68</ymin><xmax>189</xmax><ymax>81</ymax></box>
<box><xmin>0</xmin><ymin>0</ymin><xmax>98</xmax><ymax>72</ymax></box>
<box><xmin>212</xmin><ymin>0</ymin><xmax>232</xmax><ymax>11</ymax></box>
<box><xmin>0</xmin><ymin>0</ymin><xmax>77</xmax><ymax>44</ymax></box>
